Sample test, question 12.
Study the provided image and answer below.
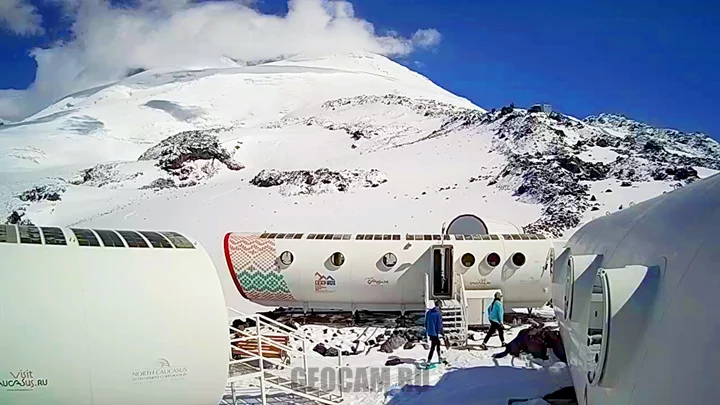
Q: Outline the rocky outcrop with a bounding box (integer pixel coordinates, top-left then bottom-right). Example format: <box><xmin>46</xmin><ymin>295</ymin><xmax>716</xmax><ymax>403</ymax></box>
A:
<box><xmin>491</xmin><ymin>155</ymin><xmax>591</xmax><ymax>237</ymax></box>
<box><xmin>136</xmin><ymin>128</ymin><xmax>243</xmax><ymax>187</ymax></box>
<box><xmin>250</xmin><ymin>168</ymin><xmax>387</xmax><ymax>196</ymax></box>
<box><xmin>140</xmin><ymin>178</ymin><xmax>177</xmax><ymax>190</ymax></box>
<box><xmin>139</xmin><ymin>128</ymin><xmax>243</xmax><ymax>172</ymax></box>
<box><xmin>17</xmin><ymin>184</ymin><xmax>65</xmax><ymax>202</ymax></box>
<box><xmin>5</xmin><ymin>209</ymin><xmax>34</xmax><ymax>225</ymax></box>
<box><xmin>69</xmin><ymin>163</ymin><xmax>143</xmax><ymax>188</ymax></box>
<box><xmin>261</xmin><ymin>95</ymin><xmax>719</xmax><ymax>237</ymax></box>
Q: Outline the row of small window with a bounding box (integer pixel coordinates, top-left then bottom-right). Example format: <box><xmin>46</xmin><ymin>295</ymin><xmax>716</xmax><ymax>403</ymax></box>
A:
<box><xmin>0</xmin><ymin>225</ymin><xmax>194</xmax><ymax>249</ymax></box>
<box><xmin>277</xmin><ymin>250</ymin><xmax>527</xmax><ymax>268</ymax></box>
<box><xmin>259</xmin><ymin>232</ymin><xmax>545</xmax><ymax>241</ymax></box>
<box><xmin>461</xmin><ymin>252</ymin><xmax>526</xmax><ymax>267</ymax></box>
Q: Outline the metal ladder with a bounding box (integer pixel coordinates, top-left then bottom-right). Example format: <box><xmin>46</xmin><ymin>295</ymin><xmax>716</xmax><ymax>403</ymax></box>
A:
<box><xmin>223</xmin><ymin>307</ymin><xmax>345</xmax><ymax>405</ymax></box>
<box><xmin>423</xmin><ymin>274</ymin><xmax>469</xmax><ymax>348</ymax></box>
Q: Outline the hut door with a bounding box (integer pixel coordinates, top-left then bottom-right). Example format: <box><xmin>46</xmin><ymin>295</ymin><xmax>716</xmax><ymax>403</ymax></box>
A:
<box><xmin>432</xmin><ymin>246</ymin><xmax>453</xmax><ymax>298</ymax></box>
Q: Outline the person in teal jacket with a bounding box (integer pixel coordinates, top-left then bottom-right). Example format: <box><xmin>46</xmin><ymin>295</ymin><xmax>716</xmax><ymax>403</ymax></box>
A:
<box><xmin>481</xmin><ymin>291</ymin><xmax>506</xmax><ymax>350</ymax></box>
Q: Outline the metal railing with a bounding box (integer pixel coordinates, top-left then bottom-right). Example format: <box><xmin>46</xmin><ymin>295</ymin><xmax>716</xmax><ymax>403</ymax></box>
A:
<box><xmin>228</xmin><ymin>307</ymin><xmax>345</xmax><ymax>356</ymax></box>
<box><xmin>454</xmin><ymin>274</ymin><xmax>469</xmax><ymax>347</ymax></box>
<box><xmin>226</xmin><ymin>308</ymin><xmax>344</xmax><ymax>405</ymax></box>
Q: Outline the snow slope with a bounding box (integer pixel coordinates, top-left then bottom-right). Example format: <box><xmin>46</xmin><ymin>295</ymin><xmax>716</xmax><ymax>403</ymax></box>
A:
<box><xmin>1</xmin><ymin>51</ymin><xmax>719</xmax><ymax>312</ymax></box>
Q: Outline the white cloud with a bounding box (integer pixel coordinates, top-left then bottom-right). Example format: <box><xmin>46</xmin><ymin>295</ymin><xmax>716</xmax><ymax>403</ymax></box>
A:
<box><xmin>0</xmin><ymin>0</ymin><xmax>44</xmax><ymax>35</ymax></box>
<box><xmin>0</xmin><ymin>0</ymin><xmax>443</xmax><ymax>121</ymax></box>
<box><xmin>411</xmin><ymin>28</ymin><xmax>441</xmax><ymax>48</ymax></box>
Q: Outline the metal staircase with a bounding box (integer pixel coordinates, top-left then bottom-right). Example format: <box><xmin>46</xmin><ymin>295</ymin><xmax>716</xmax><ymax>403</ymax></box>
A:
<box><xmin>441</xmin><ymin>274</ymin><xmax>469</xmax><ymax>348</ymax></box>
<box><xmin>223</xmin><ymin>307</ymin><xmax>345</xmax><ymax>405</ymax></box>
<box><xmin>423</xmin><ymin>273</ymin><xmax>469</xmax><ymax>348</ymax></box>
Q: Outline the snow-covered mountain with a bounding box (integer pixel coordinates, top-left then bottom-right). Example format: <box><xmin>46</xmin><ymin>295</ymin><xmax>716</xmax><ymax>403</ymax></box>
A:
<box><xmin>1</xmin><ymin>52</ymin><xmax>718</xmax><ymax>301</ymax></box>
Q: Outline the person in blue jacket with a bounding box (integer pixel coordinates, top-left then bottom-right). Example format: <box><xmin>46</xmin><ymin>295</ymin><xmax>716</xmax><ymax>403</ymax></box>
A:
<box><xmin>425</xmin><ymin>299</ymin><xmax>444</xmax><ymax>363</ymax></box>
<box><xmin>481</xmin><ymin>291</ymin><xmax>506</xmax><ymax>350</ymax></box>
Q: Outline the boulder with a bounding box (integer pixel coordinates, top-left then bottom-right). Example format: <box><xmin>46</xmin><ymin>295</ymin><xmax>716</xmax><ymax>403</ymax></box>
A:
<box><xmin>379</xmin><ymin>335</ymin><xmax>407</xmax><ymax>354</ymax></box>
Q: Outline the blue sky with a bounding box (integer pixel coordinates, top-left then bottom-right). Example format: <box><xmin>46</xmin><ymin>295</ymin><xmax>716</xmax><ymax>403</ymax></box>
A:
<box><xmin>1</xmin><ymin>0</ymin><xmax>718</xmax><ymax>138</ymax></box>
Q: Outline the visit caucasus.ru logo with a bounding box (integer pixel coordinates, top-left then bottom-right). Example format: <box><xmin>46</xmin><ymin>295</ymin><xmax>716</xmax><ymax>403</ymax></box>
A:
<box><xmin>1</xmin><ymin>369</ymin><xmax>48</xmax><ymax>392</ymax></box>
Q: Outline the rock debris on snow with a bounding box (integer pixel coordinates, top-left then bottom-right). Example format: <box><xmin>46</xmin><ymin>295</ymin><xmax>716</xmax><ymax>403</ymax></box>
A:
<box><xmin>17</xmin><ymin>184</ymin><xmax>65</xmax><ymax>202</ymax></box>
<box><xmin>69</xmin><ymin>163</ymin><xmax>143</xmax><ymax>188</ymax></box>
<box><xmin>250</xmin><ymin>168</ymin><xmax>388</xmax><ymax>196</ymax></box>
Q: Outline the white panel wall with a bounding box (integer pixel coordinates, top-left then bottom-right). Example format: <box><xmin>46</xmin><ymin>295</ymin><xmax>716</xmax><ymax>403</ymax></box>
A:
<box><xmin>0</xmin><ymin>228</ymin><xmax>230</xmax><ymax>405</ymax></box>
<box><xmin>557</xmin><ymin>173</ymin><xmax>720</xmax><ymax>405</ymax></box>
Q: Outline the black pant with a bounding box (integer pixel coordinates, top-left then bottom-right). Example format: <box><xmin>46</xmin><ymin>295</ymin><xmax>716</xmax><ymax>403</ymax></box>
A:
<box><xmin>483</xmin><ymin>321</ymin><xmax>505</xmax><ymax>344</ymax></box>
<box><xmin>427</xmin><ymin>336</ymin><xmax>442</xmax><ymax>362</ymax></box>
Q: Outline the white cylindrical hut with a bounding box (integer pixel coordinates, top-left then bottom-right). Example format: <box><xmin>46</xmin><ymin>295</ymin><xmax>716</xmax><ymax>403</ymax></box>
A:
<box><xmin>553</xmin><ymin>172</ymin><xmax>720</xmax><ymax>404</ymax></box>
<box><xmin>0</xmin><ymin>226</ymin><xmax>230</xmax><ymax>405</ymax></box>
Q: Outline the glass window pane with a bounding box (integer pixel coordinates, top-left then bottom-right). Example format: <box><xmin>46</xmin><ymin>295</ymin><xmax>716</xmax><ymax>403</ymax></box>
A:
<box><xmin>41</xmin><ymin>227</ymin><xmax>67</xmax><ymax>246</ymax></box>
<box><xmin>72</xmin><ymin>228</ymin><xmax>101</xmax><ymax>247</ymax></box>
<box><xmin>95</xmin><ymin>230</ymin><xmax>125</xmax><ymax>247</ymax></box>
<box><xmin>117</xmin><ymin>230</ymin><xmax>149</xmax><ymax>248</ymax></box>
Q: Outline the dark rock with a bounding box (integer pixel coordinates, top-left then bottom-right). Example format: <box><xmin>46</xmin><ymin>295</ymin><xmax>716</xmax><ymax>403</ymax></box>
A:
<box><xmin>70</xmin><ymin>163</ymin><xmax>142</xmax><ymax>187</ymax></box>
<box><xmin>590</xmin><ymin>195</ymin><xmax>596</xmax><ymax>201</ymax></box>
<box><xmin>620</xmin><ymin>181</ymin><xmax>632</xmax><ymax>187</ymax></box>
<box><xmin>403</xmin><ymin>341</ymin><xmax>415</xmax><ymax>350</ymax></box>
<box><xmin>606</xmin><ymin>189</ymin><xmax>613</xmax><ymax>193</ymax></box>
<box><xmin>385</xmin><ymin>358</ymin><xmax>402</xmax><ymax>366</ymax></box>
<box><xmin>379</xmin><ymin>334</ymin><xmax>408</xmax><ymax>354</ymax></box>
<box><xmin>643</xmin><ymin>140</ymin><xmax>663</xmax><ymax>153</ymax></box>
<box><xmin>140</xmin><ymin>178</ymin><xmax>177</xmax><ymax>190</ymax></box>
<box><xmin>250</xmin><ymin>168</ymin><xmax>387</xmax><ymax>196</ymax></box>
<box><xmin>590</xmin><ymin>206</ymin><xmax>600</xmax><ymax>211</ymax></box>
<box><xmin>672</xmin><ymin>166</ymin><xmax>698</xmax><ymax>181</ymax></box>
<box><xmin>17</xmin><ymin>185</ymin><xmax>65</xmax><ymax>202</ymax></box>
<box><xmin>325</xmin><ymin>347</ymin><xmax>339</xmax><ymax>357</ymax></box>
<box><xmin>313</xmin><ymin>343</ymin><xmax>327</xmax><ymax>356</ymax></box>
<box><xmin>138</xmin><ymin>128</ymin><xmax>243</xmax><ymax>173</ymax></box>
<box><xmin>5</xmin><ymin>210</ymin><xmax>34</xmax><ymax>225</ymax></box>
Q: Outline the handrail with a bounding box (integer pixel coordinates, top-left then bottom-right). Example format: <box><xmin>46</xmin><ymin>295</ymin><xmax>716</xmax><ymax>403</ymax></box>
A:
<box><xmin>458</xmin><ymin>274</ymin><xmax>468</xmax><ymax>347</ymax></box>
<box><xmin>228</xmin><ymin>312</ymin><xmax>345</xmax><ymax>400</ymax></box>
<box><xmin>232</xmin><ymin>327</ymin><xmax>343</xmax><ymax>370</ymax></box>
<box><xmin>228</xmin><ymin>307</ymin><xmax>344</xmax><ymax>353</ymax></box>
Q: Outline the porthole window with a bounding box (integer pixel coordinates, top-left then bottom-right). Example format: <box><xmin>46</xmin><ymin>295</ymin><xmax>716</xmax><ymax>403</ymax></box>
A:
<box><xmin>486</xmin><ymin>252</ymin><xmax>501</xmax><ymax>267</ymax></box>
<box><xmin>331</xmin><ymin>252</ymin><xmax>345</xmax><ymax>267</ymax></box>
<box><xmin>382</xmin><ymin>252</ymin><xmax>397</xmax><ymax>267</ymax></box>
<box><xmin>279</xmin><ymin>251</ymin><xmax>294</xmax><ymax>266</ymax></box>
<box><xmin>512</xmin><ymin>252</ymin><xmax>526</xmax><ymax>267</ymax></box>
<box><xmin>461</xmin><ymin>253</ymin><xmax>475</xmax><ymax>267</ymax></box>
